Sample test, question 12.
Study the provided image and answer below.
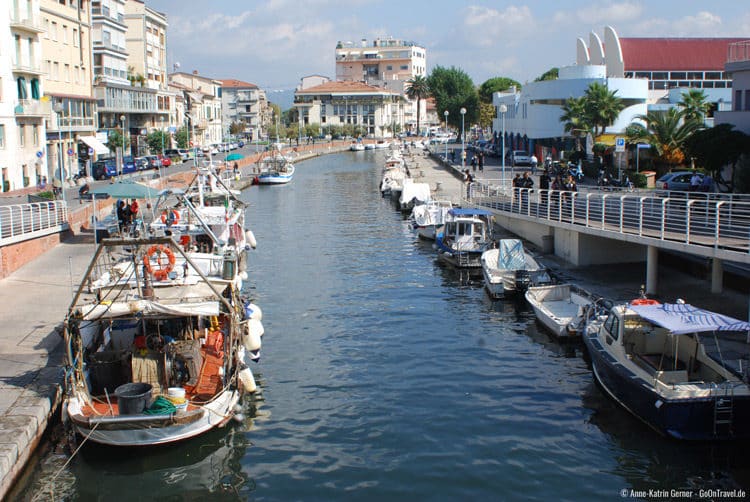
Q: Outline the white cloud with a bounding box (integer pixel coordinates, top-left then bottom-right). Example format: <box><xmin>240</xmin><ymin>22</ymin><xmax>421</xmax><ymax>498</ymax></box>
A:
<box><xmin>574</xmin><ymin>2</ymin><xmax>643</xmax><ymax>25</ymax></box>
<box><xmin>460</xmin><ymin>5</ymin><xmax>535</xmax><ymax>48</ymax></box>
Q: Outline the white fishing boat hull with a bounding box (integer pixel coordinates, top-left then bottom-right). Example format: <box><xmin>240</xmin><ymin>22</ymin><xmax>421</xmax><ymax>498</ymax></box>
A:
<box><xmin>525</xmin><ymin>284</ymin><xmax>593</xmax><ymax>338</ymax></box>
<box><xmin>481</xmin><ymin>241</ymin><xmax>550</xmax><ymax>298</ymax></box>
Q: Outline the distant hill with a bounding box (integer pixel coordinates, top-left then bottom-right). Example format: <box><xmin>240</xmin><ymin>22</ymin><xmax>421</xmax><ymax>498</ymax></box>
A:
<box><xmin>265</xmin><ymin>89</ymin><xmax>295</xmax><ymax>111</ymax></box>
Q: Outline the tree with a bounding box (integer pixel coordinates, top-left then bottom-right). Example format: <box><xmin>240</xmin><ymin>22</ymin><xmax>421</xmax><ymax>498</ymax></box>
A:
<box><xmin>427</xmin><ymin>66</ymin><xmax>478</xmax><ymax>140</ymax></box>
<box><xmin>174</xmin><ymin>126</ymin><xmax>189</xmax><ymax>148</ymax></box>
<box><xmin>535</xmin><ymin>68</ymin><xmax>559</xmax><ymax>82</ymax></box>
<box><xmin>305</xmin><ymin>123</ymin><xmax>321</xmax><ymax>138</ymax></box>
<box><xmin>684</xmin><ymin>123</ymin><xmax>750</xmax><ymax>191</ymax></box>
<box><xmin>478</xmin><ymin>102</ymin><xmax>495</xmax><ymax>130</ymax></box>
<box><xmin>583</xmin><ymin>82</ymin><xmax>625</xmax><ymax>137</ymax></box>
<box><xmin>678</xmin><ymin>89</ymin><xmax>710</xmax><ymax>125</ymax></box>
<box><xmin>559</xmin><ymin>97</ymin><xmax>590</xmax><ymax>151</ymax></box>
<box><xmin>106</xmin><ymin>129</ymin><xmax>129</xmax><ymax>152</ymax></box>
<box><xmin>477</xmin><ymin>77</ymin><xmax>521</xmax><ymax>104</ymax></box>
<box><xmin>229</xmin><ymin>121</ymin><xmax>245</xmax><ymax>135</ymax></box>
<box><xmin>625</xmin><ymin>108</ymin><xmax>701</xmax><ymax>173</ymax></box>
<box><xmin>405</xmin><ymin>75</ymin><xmax>430</xmax><ymax>136</ymax></box>
<box><xmin>146</xmin><ymin>129</ymin><xmax>169</xmax><ymax>154</ymax></box>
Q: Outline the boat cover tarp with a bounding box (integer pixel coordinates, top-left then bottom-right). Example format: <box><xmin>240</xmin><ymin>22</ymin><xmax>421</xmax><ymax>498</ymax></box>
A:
<box><xmin>498</xmin><ymin>239</ymin><xmax>526</xmax><ymax>270</ymax></box>
<box><xmin>448</xmin><ymin>208</ymin><xmax>493</xmax><ymax>217</ymax></box>
<box><xmin>81</xmin><ymin>299</ymin><xmax>220</xmax><ymax>320</ymax></box>
<box><xmin>399</xmin><ymin>182</ymin><xmax>431</xmax><ymax>206</ymax></box>
<box><xmin>630</xmin><ymin>303</ymin><xmax>750</xmax><ymax>335</ymax></box>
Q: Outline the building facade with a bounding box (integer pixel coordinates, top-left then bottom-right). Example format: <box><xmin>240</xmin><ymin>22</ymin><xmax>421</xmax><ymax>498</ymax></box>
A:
<box><xmin>335</xmin><ymin>37</ymin><xmax>426</xmax><ymax>134</ymax></box>
<box><xmin>219</xmin><ymin>79</ymin><xmax>264</xmax><ymax>141</ymax></box>
<box><xmin>715</xmin><ymin>40</ymin><xmax>750</xmax><ymax>135</ymax></box>
<box><xmin>169</xmin><ymin>71</ymin><xmax>222</xmax><ymax>147</ymax></box>
<box><xmin>41</xmin><ymin>0</ymin><xmax>101</xmax><ymax>184</ymax></box>
<box><xmin>1</xmin><ymin>0</ymin><xmax>47</xmax><ymax>192</ymax></box>
<box><xmin>293</xmin><ymin>81</ymin><xmax>403</xmax><ymax>137</ymax></box>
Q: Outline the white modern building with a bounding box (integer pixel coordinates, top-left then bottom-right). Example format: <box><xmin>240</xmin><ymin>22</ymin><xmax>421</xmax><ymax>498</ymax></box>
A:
<box><xmin>219</xmin><ymin>79</ymin><xmax>265</xmax><ymax>141</ymax></box>
<box><xmin>335</xmin><ymin>37</ymin><xmax>426</xmax><ymax>134</ymax></box>
<box><xmin>293</xmin><ymin>81</ymin><xmax>403</xmax><ymax>137</ymax></box>
<box><xmin>1</xmin><ymin>0</ymin><xmax>47</xmax><ymax>192</ymax></box>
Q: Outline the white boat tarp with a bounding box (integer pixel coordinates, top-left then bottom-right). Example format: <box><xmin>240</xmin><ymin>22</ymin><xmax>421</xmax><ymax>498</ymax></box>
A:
<box><xmin>399</xmin><ymin>181</ymin><xmax>431</xmax><ymax>206</ymax></box>
<box><xmin>81</xmin><ymin>299</ymin><xmax>220</xmax><ymax>320</ymax></box>
<box><xmin>498</xmin><ymin>239</ymin><xmax>526</xmax><ymax>270</ymax></box>
<box><xmin>630</xmin><ymin>303</ymin><xmax>750</xmax><ymax>335</ymax></box>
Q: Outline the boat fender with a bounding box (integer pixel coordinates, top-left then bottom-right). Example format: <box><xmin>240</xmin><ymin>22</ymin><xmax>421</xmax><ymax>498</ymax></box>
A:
<box><xmin>245</xmin><ymin>230</ymin><xmax>257</xmax><ymax>249</ymax></box>
<box><xmin>243</xmin><ymin>322</ymin><xmax>262</xmax><ymax>351</ymax></box>
<box><xmin>249</xmin><ymin>318</ymin><xmax>264</xmax><ymax>337</ymax></box>
<box><xmin>244</xmin><ymin>302</ymin><xmax>263</xmax><ymax>321</ymax></box>
<box><xmin>239</xmin><ymin>366</ymin><xmax>257</xmax><ymax>393</ymax></box>
<box><xmin>239</xmin><ymin>271</ymin><xmax>248</xmax><ymax>281</ymax></box>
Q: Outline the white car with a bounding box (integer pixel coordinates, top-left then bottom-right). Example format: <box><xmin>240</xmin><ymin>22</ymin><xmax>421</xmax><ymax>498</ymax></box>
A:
<box><xmin>510</xmin><ymin>150</ymin><xmax>531</xmax><ymax>166</ymax></box>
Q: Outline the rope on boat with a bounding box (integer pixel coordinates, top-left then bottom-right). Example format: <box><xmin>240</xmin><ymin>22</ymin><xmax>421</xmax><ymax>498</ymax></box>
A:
<box><xmin>51</xmin><ymin>421</ymin><xmax>100</xmax><ymax>484</ymax></box>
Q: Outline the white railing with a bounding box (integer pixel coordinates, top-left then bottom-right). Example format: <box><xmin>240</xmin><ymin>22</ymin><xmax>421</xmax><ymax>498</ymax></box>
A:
<box><xmin>468</xmin><ymin>181</ymin><xmax>750</xmax><ymax>258</ymax></box>
<box><xmin>0</xmin><ymin>201</ymin><xmax>69</xmax><ymax>245</ymax></box>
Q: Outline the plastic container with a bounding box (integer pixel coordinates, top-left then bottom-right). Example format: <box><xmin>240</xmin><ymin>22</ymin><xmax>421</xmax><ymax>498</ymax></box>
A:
<box><xmin>114</xmin><ymin>382</ymin><xmax>153</xmax><ymax>415</ymax></box>
<box><xmin>87</xmin><ymin>350</ymin><xmax>131</xmax><ymax>396</ymax></box>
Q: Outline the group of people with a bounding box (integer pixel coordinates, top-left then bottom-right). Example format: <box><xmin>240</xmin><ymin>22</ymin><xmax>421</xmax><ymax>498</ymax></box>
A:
<box><xmin>470</xmin><ymin>152</ymin><xmax>485</xmax><ymax>172</ymax></box>
<box><xmin>116</xmin><ymin>199</ymin><xmax>140</xmax><ymax>234</ymax></box>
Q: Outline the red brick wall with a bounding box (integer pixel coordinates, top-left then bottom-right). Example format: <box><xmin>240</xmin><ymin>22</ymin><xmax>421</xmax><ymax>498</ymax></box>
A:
<box><xmin>0</xmin><ymin>233</ymin><xmax>61</xmax><ymax>278</ymax></box>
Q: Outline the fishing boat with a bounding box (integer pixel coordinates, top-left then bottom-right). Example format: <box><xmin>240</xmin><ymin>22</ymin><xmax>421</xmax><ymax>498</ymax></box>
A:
<box><xmin>398</xmin><ymin>179</ymin><xmax>431</xmax><ymax>213</ymax></box>
<box><xmin>435</xmin><ymin>208</ymin><xmax>494</xmax><ymax>268</ymax></box>
<box><xmin>525</xmin><ymin>283</ymin><xmax>594</xmax><ymax>338</ymax></box>
<box><xmin>62</xmin><ymin>237</ymin><xmax>263</xmax><ymax>446</ymax></box>
<box><xmin>480</xmin><ymin>239</ymin><xmax>550</xmax><ymax>298</ymax></box>
<box><xmin>410</xmin><ymin>199</ymin><xmax>453</xmax><ymax>240</ymax></box>
<box><xmin>350</xmin><ymin>141</ymin><xmax>365</xmax><ymax>152</ymax></box>
<box><xmin>380</xmin><ymin>153</ymin><xmax>409</xmax><ymax>197</ymax></box>
<box><xmin>582</xmin><ymin>299</ymin><xmax>750</xmax><ymax>440</ymax></box>
<box><xmin>256</xmin><ymin>145</ymin><xmax>295</xmax><ymax>184</ymax></box>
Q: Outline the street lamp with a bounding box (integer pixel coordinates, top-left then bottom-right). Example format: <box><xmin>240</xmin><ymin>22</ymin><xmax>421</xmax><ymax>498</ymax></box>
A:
<box><xmin>460</xmin><ymin>107</ymin><xmax>466</xmax><ymax>168</ymax></box>
<box><xmin>499</xmin><ymin>103</ymin><xmax>507</xmax><ymax>185</ymax></box>
<box><xmin>120</xmin><ymin>114</ymin><xmax>126</xmax><ymax>178</ymax></box>
<box><xmin>443</xmin><ymin>110</ymin><xmax>449</xmax><ymax>161</ymax></box>
<box><xmin>159</xmin><ymin>116</ymin><xmax>165</xmax><ymax>179</ymax></box>
<box><xmin>52</xmin><ymin>101</ymin><xmax>66</xmax><ymax>204</ymax></box>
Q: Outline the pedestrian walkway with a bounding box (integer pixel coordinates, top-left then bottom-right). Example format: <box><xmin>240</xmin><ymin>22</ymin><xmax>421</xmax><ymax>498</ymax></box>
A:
<box><xmin>0</xmin><ymin>233</ymin><xmax>94</xmax><ymax>498</ymax></box>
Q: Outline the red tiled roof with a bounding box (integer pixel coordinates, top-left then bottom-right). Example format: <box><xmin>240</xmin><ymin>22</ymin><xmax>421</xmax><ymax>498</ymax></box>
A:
<box><xmin>296</xmin><ymin>80</ymin><xmax>397</xmax><ymax>94</ymax></box>
<box><xmin>620</xmin><ymin>38</ymin><xmax>745</xmax><ymax>71</ymax></box>
<box><xmin>220</xmin><ymin>79</ymin><xmax>258</xmax><ymax>89</ymax></box>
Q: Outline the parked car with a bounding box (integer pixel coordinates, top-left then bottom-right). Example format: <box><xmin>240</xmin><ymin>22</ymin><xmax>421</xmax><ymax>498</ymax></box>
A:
<box><xmin>177</xmin><ymin>149</ymin><xmax>191</xmax><ymax>160</ymax></box>
<box><xmin>144</xmin><ymin>155</ymin><xmax>160</xmax><ymax>170</ymax></box>
<box><xmin>163</xmin><ymin>149</ymin><xmax>184</xmax><ymax>162</ymax></box>
<box><xmin>510</xmin><ymin>150</ymin><xmax>531</xmax><ymax>167</ymax></box>
<box><xmin>157</xmin><ymin>154</ymin><xmax>171</xmax><ymax>167</ymax></box>
<box><xmin>656</xmin><ymin>170</ymin><xmax>714</xmax><ymax>193</ymax></box>
<box><xmin>92</xmin><ymin>159</ymin><xmax>117</xmax><ymax>180</ymax></box>
<box><xmin>122</xmin><ymin>156</ymin><xmax>137</xmax><ymax>174</ymax></box>
<box><xmin>134</xmin><ymin>156</ymin><xmax>149</xmax><ymax>171</ymax></box>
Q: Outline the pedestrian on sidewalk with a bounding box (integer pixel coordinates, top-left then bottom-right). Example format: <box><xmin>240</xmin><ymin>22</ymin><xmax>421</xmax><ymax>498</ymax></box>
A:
<box><xmin>478</xmin><ymin>152</ymin><xmax>484</xmax><ymax>172</ymax></box>
<box><xmin>530</xmin><ymin>154</ymin><xmax>538</xmax><ymax>175</ymax></box>
<box><xmin>464</xmin><ymin>169</ymin><xmax>474</xmax><ymax>198</ymax></box>
<box><xmin>471</xmin><ymin>155</ymin><xmax>477</xmax><ymax>172</ymax></box>
<box><xmin>539</xmin><ymin>169</ymin><xmax>550</xmax><ymax>205</ymax></box>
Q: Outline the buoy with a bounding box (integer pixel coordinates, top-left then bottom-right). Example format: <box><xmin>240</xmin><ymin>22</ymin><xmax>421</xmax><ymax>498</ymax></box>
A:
<box><xmin>245</xmin><ymin>229</ymin><xmax>257</xmax><ymax>249</ymax></box>
<box><xmin>239</xmin><ymin>366</ymin><xmax>257</xmax><ymax>393</ymax></box>
<box><xmin>243</xmin><ymin>322</ymin><xmax>262</xmax><ymax>351</ymax></box>
<box><xmin>239</xmin><ymin>271</ymin><xmax>248</xmax><ymax>280</ymax></box>
<box><xmin>244</xmin><ymin>302</ymin><xmax>263</xmax><ymax>321</ymax></box>
<box><xmin>248</xmin><ymin>318</ymin><xmax>264</xmax><ymax>338</ymax></box>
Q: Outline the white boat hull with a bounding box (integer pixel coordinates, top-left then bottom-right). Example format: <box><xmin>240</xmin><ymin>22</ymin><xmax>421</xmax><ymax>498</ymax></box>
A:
<box><xmin>525</xmin><ymin>284</ymin><xmax>592</xmax><ymax>338</ymax></box>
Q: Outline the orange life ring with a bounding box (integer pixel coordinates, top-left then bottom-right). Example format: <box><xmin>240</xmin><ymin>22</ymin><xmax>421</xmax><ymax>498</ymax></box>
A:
<box><xmin>143</xmin><ymin>244</ymin><xmax>175</xmax><ymax>281</ymax></box>
<box><xmin>161</xmin><ymin>209</ymin><xmax>180</xmax><ymax>226</ymax></box>
<box><xmin>630</xmin><ymin>298</ymin><xmax>660</xmax><ymax>306</ymax></box>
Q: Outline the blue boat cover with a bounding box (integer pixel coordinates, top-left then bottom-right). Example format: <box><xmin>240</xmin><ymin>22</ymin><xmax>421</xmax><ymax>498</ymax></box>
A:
<box><xmin>498</xmin><ymin>239</ymin><xmax>526</xmax><ymax>270</ymax></box>
<box><xmin>448</xmin><ymin>208</ymin><xmax>493</xmax><ymax>217</ymax></box>
<box><xmin>629</xmin><ymin>303</ymin><xmax>750</xmax><ymax>335</ymax></box>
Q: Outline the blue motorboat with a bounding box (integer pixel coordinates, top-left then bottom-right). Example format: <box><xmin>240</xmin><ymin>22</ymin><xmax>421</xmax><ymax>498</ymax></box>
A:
<box><xmin>583</xmin><ymin>300</ymin><xmax>750</xmax><ymax>440</ymax></box>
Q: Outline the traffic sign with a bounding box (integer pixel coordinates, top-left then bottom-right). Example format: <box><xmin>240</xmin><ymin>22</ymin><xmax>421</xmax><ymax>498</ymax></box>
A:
<box><xmin>88</xmin><ymin>147</ymin><xmax>94</xmax><ymax>155</ymax></box>
<box><xmin>67</xmin><ymin>148</ymin><xmax>75</xmax><ymax>156</ymax></box>
<box><xmin>36</xmin><ymin>151</ymin><xmax>43</xmax><ymax>159</ymax></box>
<box><xmin>615</xmin><ymin>137</ymin><xmax>625</xmax><ymax>153</ymax></box>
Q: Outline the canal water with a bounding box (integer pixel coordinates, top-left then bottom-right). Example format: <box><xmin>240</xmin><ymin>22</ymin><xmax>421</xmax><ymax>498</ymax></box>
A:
<box><xmin>16</xmin><ymin>152</ymin><xmax>750</xmax><ymax>500</ymax></box>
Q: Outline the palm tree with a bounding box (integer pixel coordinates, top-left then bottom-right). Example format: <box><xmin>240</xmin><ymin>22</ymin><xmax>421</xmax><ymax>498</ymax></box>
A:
<box><xmin>559</xmin><ymin>96</ymin><xmax>590</xmax><ymax>151</ymax></box>
<box><xmin>626</xmin><ymin>108</ymin><xmax>701</xmax><ymax>172</ymax></box>
<box><xmin>583</xmin><ymin>82</ymin><xmax>625</xmax><ymax>137</ymax></box>
<box><xmin>405</xmin><ymin>75</ymin><xmax>430</xmax><ymax>136</ymax></box>
<box><xmin>678</xmin><ymin>89</ymin><xmax>710</xmax><ymax>125</ymax></box>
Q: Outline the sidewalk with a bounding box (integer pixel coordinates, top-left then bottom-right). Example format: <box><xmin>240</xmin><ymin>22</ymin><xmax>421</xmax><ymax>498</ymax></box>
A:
<box><xmin>0</xmin><ymin>233</ymin><xmax>94</xmax><ymax>499</ymax></box>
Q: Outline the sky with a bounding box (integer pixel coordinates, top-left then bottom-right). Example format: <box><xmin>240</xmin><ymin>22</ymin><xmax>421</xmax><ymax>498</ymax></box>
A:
<box><xmin>147</xmin><ymin>0</ymin><xmax>750</xmax><ymax>105</ymax></box>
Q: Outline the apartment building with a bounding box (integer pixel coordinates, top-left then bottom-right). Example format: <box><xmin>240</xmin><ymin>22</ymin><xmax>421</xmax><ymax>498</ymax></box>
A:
<box><xmin>41</xmin><ymin>0</ymin><xmax>102</xmax><ymax>184</ymax></box>
<box><xmin>219</xmin><ymin>79</ymin><xmax>265</xmax><ymax>140</ymax></box>
<box><xmin>335</xmin><ymin>37</ymin><xmax>426</xmax><ymax>134</ymax></box>
<box><xmin>169</xmin><ymin>71</ymin><xmax>222</xmax><ymax>147</ymax></box>
<box><xmin>1</xmin><ymin>0</ymin><xmax>46</xmax><ymax>192</ymax></box>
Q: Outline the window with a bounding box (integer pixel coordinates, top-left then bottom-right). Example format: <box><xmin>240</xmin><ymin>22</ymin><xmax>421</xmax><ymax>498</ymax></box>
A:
<box><xmin>735</xmin><ymin>90</ymin><xmax>742</xmax><ymax>111</ymax></box>
<box><xmin>52</xmin><ymin>62</ymin><xmax>59</xmax><ymax>80</ymax></box>
<box><xmin>603</xmin><ymin>314</ymin><xmax>620</xmax><ymax>341</ymax></box>
<box><xmin>33</xmin><ymin>125</ymin><xmax>38</xmax><ymax>146</ymax></box>
<box><xmin>62</xmin><ymin>25</ymin><xmax>68</xmax><ymax>44</ymax></box>
<box><xmin>64</xmin><ymin>64</ymin><xmax>70</xmax><ymax>82</ymax></box>
<box><xmin>19</xmin><ymin>125</ymin><xmax>25</xmax><ymax>147</ymax></box>
<box><xmin>30</xmin><ymin>78</ymin><xmax>39</xmax><ymax>99</ymax></box>
<box><xmin>17</xmin><ymin>77</ymin><xmax>28</xmax><ymax>99</ymax></box>
<box><xmin>671</xmin><ymin>72</ymin><xmax>686</xmax><ymax>80</ymax></box>
<box><xmin>51</xmin><ymin>22</ymin><xmax>57</xmax><ymax>41</ymax></box>
<box><xmin>0</xmin><ymin>125</ymin><xmax>5</xmax><ymax>148</ymax></box>
<box><xmin>400</xmin><ymin>65</ymin><xmax>408</xmax><ymax>70</ymax></box>
<box><xmin>705</xmin><ymin>72</ymin><xmax>722</xmax><ymax>80</ymax></box>
<box><xmin>73</xmin><ymin>28</ymin><xmax>78</xmax><ymax>47</ymax></box>
<box><xmin>746</xmin><ymin>90</ymin><xmax>750</xmax><ymax>112</ymax></box>
<box><xmin>43</xmin><ymin>18</ymin><xmax>49</xmax><ymax>38</ymax></box>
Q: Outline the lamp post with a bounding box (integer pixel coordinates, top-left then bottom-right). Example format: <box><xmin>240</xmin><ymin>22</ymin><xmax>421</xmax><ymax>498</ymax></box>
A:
<box><xmin>444</xmin><ymin>110</ymin><xmax>449</xmax><ymax>161</ymax></box>
<box><xmin>119</xmin><ymin>114</ymin><xmax>126</xmax><ymax>178</ymax></box>
<box><xmin>460</xmin><ymin>107</ymin><xmax>466</xmax><ymax>168</ymax></box>
<box><xmin>499</xmin><ymin>103</ymin><xmax>507</xmax><ymax>185</ymax></box>
<box><xmin>52</xmin><ymin>101</ymin><xmax>66</xmax><ymax>204</ymax></box>
<box><xmin>159</xmin><ymin>116</ymin><xmax>165</xmax><ymax>179</ymax></box>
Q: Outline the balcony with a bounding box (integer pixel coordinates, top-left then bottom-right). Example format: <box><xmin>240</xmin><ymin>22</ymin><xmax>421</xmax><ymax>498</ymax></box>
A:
<box><xmin>14</xmin><ymin>99</ymin><xmax>49</xmax><ymax>117</ymax></box>
<box><xmin>12</xmin><ymin>61</ymin><xmax>44</xmax><ymax>76</ymax></box>
<box><xmin>10</xmin><ymin>12</ymin><xmax>45</xmax><ymax>34</ymax></box>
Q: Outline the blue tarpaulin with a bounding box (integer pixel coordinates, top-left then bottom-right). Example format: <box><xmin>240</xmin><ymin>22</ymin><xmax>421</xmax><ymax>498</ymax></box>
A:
<box><xmin>498</xmin><ymin>239</ymin><xmax>526</xmax><ymax>270</ymax></box>
<box><xmin>629</xmin><ymin>303</ymin><xmax>750</xmax><ymax>335</ymax></box>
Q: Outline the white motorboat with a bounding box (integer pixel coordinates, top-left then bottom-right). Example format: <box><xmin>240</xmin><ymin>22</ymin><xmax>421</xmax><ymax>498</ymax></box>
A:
<box><xmin>583</xmin><ymin>299</ymin><xmax>750</xmax><ymax>440</ymax></box>
<box><xmin>435</xmin><ymin>208</ymin><xmax>494</xmax><ymax>268</ymax></box>
<box><xmin>398</xmin><ymin>179</ymin><xmax>431</xmax><ymax>213</ymax></box>
<box><xmin>350</xmin><ymin>141</ymin><xmax>365</xmax><ymax>151</ymax></box>
<box><xmin>364</xmin><ymin>142</ymin><xmax>376</xmax><ymax>150</ymax></box>
<box><xmin>255</xmin><ymin>145</ymin><xmax>295</xmax><ymax>184</ymax></box>
<box><xmin>410</xmin><ymin>199</ymin><xmax>453</xmax><ymax>240</ymax></box>
<box><xmin>62</xmin><ymin>237</ymin><xmax>263</xmax><ymax>447</ymax></box>
<box><xmin>525</xmin><ymin>283</ymin><xmax>594</xmax><ymax>338</ymax></box>
<box><xmin>375</xmin><ymin>139</ymin><xmax>390</xmax><ymax>149</ymax></box>
<box><xmin>481</xmin><ymin>239</ymin><xmax>550</xmax><ymax>298</ymax></box>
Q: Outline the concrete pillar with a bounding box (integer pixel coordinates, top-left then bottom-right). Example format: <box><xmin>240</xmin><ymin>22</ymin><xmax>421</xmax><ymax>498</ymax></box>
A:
<box><xmin>646</xmin><ymin>245</ymin><xmax>658</xmax><ymax>295</ymax></box>
<box><xmin>711</xmin><ymin>258</ymin><xmax>723</xmax><ymax>294</ymax></box>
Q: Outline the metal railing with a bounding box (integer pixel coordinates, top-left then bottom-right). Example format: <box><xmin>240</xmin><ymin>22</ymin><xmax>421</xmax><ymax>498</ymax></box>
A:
<box><xmin>469</xmin><ymin>181</ymin><xmax>750</xmax><ymax>260</ymax></box>
<box><xmin>0</xmin><ymin>201</ymin><xmax>69</xmax><ymax>245</ymax></box>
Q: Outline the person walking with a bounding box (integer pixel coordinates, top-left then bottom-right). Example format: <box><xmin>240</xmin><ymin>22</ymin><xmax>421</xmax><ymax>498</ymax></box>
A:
<box><xmin>539</xmin><ymin>169</ymin><xmax>551</xmax><ymax>205</ymax></box>
<box><xmin>471</xmin><ymin>155</ymin><xmax>478</xmax><ymax>172</ymax></box>
<box><xmin>520</xmin><ymin>171</ymin><xmax>533</xmax><ymax>212</ymax></box>
<box><xmin>690</xmin><ymin>169</ymin><xmax>701</xmax><ymax>192</ymax></box>
<box><xmin>464</xmin><ymin>169</ymin><xmax>474</xmax><ymax>198</ymax></box>
<box><xmin>478</xmin><ymin>152</ymin><xmax>484</xmax><ymax>172</ymax></box>
<box><xmin>530</xmin><ymin>154</ymin><xmax>538</xmax><ymax>175</ymax></box>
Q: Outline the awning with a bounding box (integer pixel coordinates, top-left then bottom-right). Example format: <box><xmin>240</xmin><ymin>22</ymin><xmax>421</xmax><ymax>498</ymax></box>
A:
<box><xmin>79</xmin><ymin>135</ymin><xmax>110</xmax><ymax>155</ymax></box>
<box><xmin>629</xmin><ymin>303</ymin><xmax>750</xmax><ymax>335</ymax></box>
